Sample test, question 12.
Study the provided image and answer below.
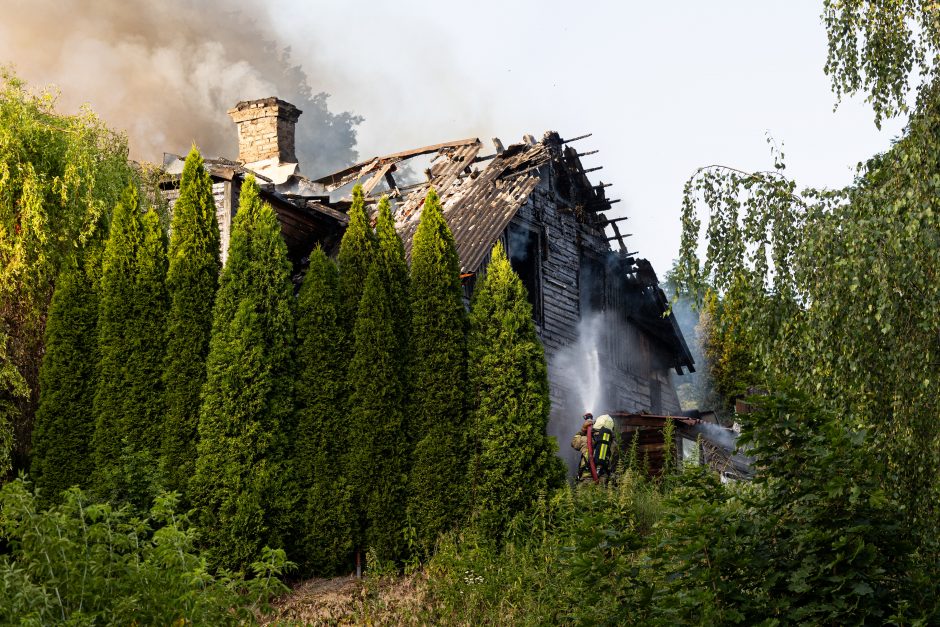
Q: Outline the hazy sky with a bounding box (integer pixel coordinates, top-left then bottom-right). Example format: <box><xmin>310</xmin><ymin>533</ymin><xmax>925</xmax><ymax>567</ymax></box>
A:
<box><xmin>271</xmin><ymin>0</ymin><xmax>907</xmax><ymax>273</ymax></box>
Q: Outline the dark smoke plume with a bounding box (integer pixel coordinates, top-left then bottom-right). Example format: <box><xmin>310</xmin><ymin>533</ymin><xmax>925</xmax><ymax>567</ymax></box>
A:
<box><xmin>0</xmin><ymin>0</ymin><xmax>362</xmax><ymax>175</ymax></box>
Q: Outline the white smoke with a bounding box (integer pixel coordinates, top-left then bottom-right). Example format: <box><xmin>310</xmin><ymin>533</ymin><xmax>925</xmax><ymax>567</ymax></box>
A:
<box><xmin>553</xmin><ymin>313</ymin><xmax>606</xmax><ymax>414</ymax></box>
<box><xmin>548</xmin><ymin>312</ymin><xmax>616</xmax><ymax>475</ymax></box>
<box><xmin>694</xmin><ymin>421</ymin><xmax>739</xmax><ymax>451</ymax></box>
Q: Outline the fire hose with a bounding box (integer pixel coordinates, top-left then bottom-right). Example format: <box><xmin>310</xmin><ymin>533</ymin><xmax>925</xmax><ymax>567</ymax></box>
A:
<box><xmin>585</xmin><ymin>423</ymin><xmax>599</xmax><ymax>483</ymax></box>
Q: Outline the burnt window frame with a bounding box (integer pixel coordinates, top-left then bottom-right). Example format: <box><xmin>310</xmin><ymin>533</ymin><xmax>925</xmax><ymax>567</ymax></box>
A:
<box><xmin>505</xmin><ymin>223</ymin><xmax>544</xmax><ymax>325</ymax></box>
<box><xmin>579</xmin><ymin>247</ymin><xmax>608</xmax><ymax>316</ymax></box>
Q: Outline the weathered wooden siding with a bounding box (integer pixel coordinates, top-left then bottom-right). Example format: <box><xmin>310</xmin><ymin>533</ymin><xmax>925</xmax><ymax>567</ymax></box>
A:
<box><xmin>164</xmin><ymin>181</ymin><xmax>234</xmax><ymax>262</ymax></box>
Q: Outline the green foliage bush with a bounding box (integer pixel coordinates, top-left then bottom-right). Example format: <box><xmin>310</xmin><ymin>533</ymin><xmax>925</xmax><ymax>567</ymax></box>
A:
<box><xmin>420</xmin><ymin>393</ymin><xmax>937</xmax><ymax>625</ymax></box>
<box><xmin>191</xmin><ymin>177</ymin><xmax>297</xmax><ymax>572</ymax></box>
<box><xmin>374</xmin><ymin>196</ymin><xmax>411</xmax><ymax>367</ymax></box>
<box><xmin>347</xmin><ymin>264</ymin><xmax>410</xmax><ymax>564</ymax></box>
<box><xmin>30</xmin><ymin>257</ymin><xmax>98</xmax><ymax>502</ymax></box>
<box><xmin>0</xmin><ymin>69</ymin><xmax>133</xmax><ymax>476</ymax></box>
<box><xmin>407</xmin><ymin>188</ymin><xmax>468</xmax><ymax>555</ymax></box>
<box><xmin>422</xmin><ymin>472</ymin><xmax>663</xmax><ymax>625</ymax></box>
<box><xmin>161</xmin><ymin>146</ymin><xmax>221</xmax><ymax>498</ymax></box>
<box><xmin>91</xmin><ymin>185</ymin><xmax>168</xmax><ymax>504</ymax></box>
<box><xmin>337</xmin><ymin>184</ymin><xmax>376</xmax><ymax>332</ymax></box>
<box><xmin>467</xmin><ymin>242</ymin><xmax>564</xmax><ymax>541</ymax></box>
<box><xmin>0</xmin><ymin>478</ymin><xmax>290</xmax><ymax>625</ymax></box>
<box><xmin>293</xmin><ymin>247</ymin><xmax>354</xmax><ymax>575</ymax></box>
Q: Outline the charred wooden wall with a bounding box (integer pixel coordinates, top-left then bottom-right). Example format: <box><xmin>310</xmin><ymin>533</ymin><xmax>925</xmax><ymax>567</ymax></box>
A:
<box><xmin>500</xmin><ymin>166</ymin><xmax>682</xmax><ymax>428</ymax></box>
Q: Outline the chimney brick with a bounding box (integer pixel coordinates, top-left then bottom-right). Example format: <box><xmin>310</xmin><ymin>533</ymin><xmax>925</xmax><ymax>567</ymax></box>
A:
<box><xmin>227</xmin><ymin>97</ymin><xmax>302</xmax><ymax>165</ymax></box>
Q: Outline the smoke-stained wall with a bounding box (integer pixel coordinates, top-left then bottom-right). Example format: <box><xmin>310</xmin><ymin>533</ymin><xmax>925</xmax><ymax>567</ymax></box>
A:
<box><xmin>0</xmin><ymin>0</ymin><xmax>361</xmax><ymax>174</ymax></box>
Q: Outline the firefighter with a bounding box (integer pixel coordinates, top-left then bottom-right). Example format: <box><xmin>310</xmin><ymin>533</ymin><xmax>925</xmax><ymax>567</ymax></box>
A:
<box><xmin>571</xmin><ymin>413</ymin><xmax>617</xmax><ymax>483</ymax></box>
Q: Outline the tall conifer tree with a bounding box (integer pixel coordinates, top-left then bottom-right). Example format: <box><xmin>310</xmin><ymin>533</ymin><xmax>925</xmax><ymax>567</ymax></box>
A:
<box><xmin>31</xmin><ymin>256</ymin><xmax>98</xmax><ymax>502</ymax></box>
<box><xmin>293</xmin><ymin>247</ymin><xmax>353</xmax><ymax>575</ymax></box>
<box><xmin>374</xmin><ymin>196</ymin><xmax>411</xmax><ymax>362</ymax></box>
<box><xmin>407</xmin><ymin>188</ymin><xmax>468</xmax><ymax>554</ymax></box>
<box><xmin>337</xmin><ymin>184</ymin><xmax>376</xmax><ymax>331</ymax></box>
<box><xmin>131</xmin><ymin>209</ymin><xmax>169</xmax><ymax>452</ymax></box>
<box><xmin>91</xmin><ymin>185</ymin><xmax>168</xmax><ymax>500</ymax></box>
<box><xmin>468</xmin><ymin>242</ymin><xmax>564</xmax><ymax>541</ymax></box>
<box><xmin>161</xmin><ymin>147</ymin><xmax>221</xmax><ymax>497</ymax></box>
<box><xmin>191</xmin><ymin>177</ymin><xmax>296</xmax><ymax>571</ymax></box>
<box><xmin>347</xmin><ymin>263</ymin><xmax>410</xmax><ymax>565</ymax></box>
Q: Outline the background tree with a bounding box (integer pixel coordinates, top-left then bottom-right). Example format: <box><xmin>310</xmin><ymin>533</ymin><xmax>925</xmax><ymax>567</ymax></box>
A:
<box><xmin>824</xmin><ymin>0</ymin><xmax>940</xmax><ymax>126</ymax></box>
<box><xmin>347</xmin><ymin>263</ymin><xmax>410</xmax><ymax>565</ymax></box>
<box><xmin>468</xmin><ymin>242</ymin><xmax>564</xmax><ymax>541</ymax></box>
<box><xmin>0</xmin><ymin>69</ymin><xmax>132</xmax><ymax>477</ymax></box>
<box><xmin>675</xmin><ymin>78</ymin><xmax>940</xmax><ymax>581</ymax></box>
<box><xmin>407</xmin><ymin>188</ymin><xmax>468</xmax><ymax>555</ymax></box>
<box><xmin>336</xmin><ymin>184</ymin><xmax>376</xmax><ymax>332</ymax></box>
<box><xmin>191</xmin><ymin>177</ymin><xmax>297</xmax><ymax>572</ymax></box>
<box><xmin>292</xmin><ymin>247</ymin><xmax>353</xmax><ymax>575</ymax></box>
<box><xmin>91</xmin><ymin>185</ymin><xmax>168</xmax><ymax>502</ymax></box>
<box><xmin>161</xmin><ymin>146</ymin><xmax>221</xmax><ymax>498</ymax></box>
<box><xmin>698</xmin><ymin>281</ymin><xmax>759</xmax><ymax>409</ymax></box>
<box><xmin>29</xmin><ymin>255</ymin><xmax>99</xmax><ymax>502</ymax></box>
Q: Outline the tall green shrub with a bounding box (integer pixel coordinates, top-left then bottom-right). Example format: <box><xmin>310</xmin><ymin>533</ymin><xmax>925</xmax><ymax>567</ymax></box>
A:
<box><xmin>407</xmin><ymin>188</ymin><xmax>468</xmax><ymax>554</ymax></box>
<box><xmin>132</xmin><ymin>209</ymin><xmax>169</xmax><ymax>452</ymax></box>
<box><xmin>337</xmin><ymin>184</ymin><xmax>376</xmax><ymax>331</ymax></box>
<box><xmin>30</xmin><ymin>257</ymin><xmax>99</xmax><ymax>502</ymax></box>
<box><xmin>191</xmin><ymin>176</ymin><xmax>297</xmax><ymax>571</ymax></box>
<box><xmin>91</xmin><ymin>185</ymin><xmax>168</xmax><ymax>501</ymax></box>
<box><xmin>468</xmin><ymin>242</ymin><xmax>563</xmax><ymax>540</ymax></box>
<box><xmin>293</xmin><ymin>247</ymin><xmax>353</xmax><ymax>575</ymax></box>
<box><xmin>374</xmin><ymin>196</ymin><xmax>411</xmax><ymax>365</ymax></box>
<box><xmin>0</xmin><ymin>70</ymin><xmax>133</xmax><ymax>477</ymax></box>
<box><xmin>161</xmin><ymin>146</ymin><xmax>221</xmax><ymax>497</ymax></box>
<box><xmin>347</xmin><ymin>264</ymin><xmax>410</xmax><ymax>565</ymax></box>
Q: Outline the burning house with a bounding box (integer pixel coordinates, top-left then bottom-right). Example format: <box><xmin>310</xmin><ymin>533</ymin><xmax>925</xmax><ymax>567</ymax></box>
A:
<box><xmin>160</xmin><ymin>97</ymin><xmax>697</xmax><ymax>469</ymax></box>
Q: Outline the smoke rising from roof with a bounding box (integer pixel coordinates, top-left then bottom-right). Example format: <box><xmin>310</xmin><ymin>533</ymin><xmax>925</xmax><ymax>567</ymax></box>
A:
<box><xmin>0</xmin><ymin>0</ymin><xmax>362</xmax><ymax>175</ymax></box>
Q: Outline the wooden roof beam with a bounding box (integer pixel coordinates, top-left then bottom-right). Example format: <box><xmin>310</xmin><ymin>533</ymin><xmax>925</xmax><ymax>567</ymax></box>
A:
<box><xmin>562</xmin><ymin>133</ymin><xmax>592</xmax><ymax>144</ymax></box>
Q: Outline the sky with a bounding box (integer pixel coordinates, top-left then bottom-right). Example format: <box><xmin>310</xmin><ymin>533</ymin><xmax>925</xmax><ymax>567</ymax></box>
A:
<box><xmin>0</xmin><ymin>0</ymin><xmax>908</xmax><ymax>274</ymax></box>
<box><xmin>271</xmin><ymin>0</ymin><xmax>907</xmax><ymax>273</ymax></box>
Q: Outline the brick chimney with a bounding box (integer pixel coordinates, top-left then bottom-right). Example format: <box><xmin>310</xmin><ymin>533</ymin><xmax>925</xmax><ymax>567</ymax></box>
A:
<box><xmin>227</xmin><ymin>97</ymin><xmax>302</xmax><ymax>165</ymax></box>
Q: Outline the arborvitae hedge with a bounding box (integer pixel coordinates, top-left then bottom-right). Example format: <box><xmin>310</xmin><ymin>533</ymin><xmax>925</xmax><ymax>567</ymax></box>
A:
<box><xmin>293</xmin><ymin>247</ymin><xmax>353</xmax><ymax>575</ymax></box>
<box><xmin>468</xmin><ymin>242</ymin><xmax>564</xmax><ymax>541</ymax></box>
<box><xmin>91</xmin><ymin>185</ymin><xmax>168</xmax><ymax>501</ymax></box>
<box><xmin>161</xmin><ymin>147</ymin><xmax>221</xmax><ymax>497</ymax></box>
<box><xmin>373</xmin><ymin>196</ymin><xmax>411</xmax><ymax>364</ymax></box>
<box><xmin>336</xmin><ymin>184</ymin><xmax>376</xmax><ymax>332</ymax></box>
<box><xmin>191</xmin><ymin>176</ymin><xmax>297</xmax><ymax>572</ymax></box>
<box><xmin>130</xmin><ymin>209</ymin><xmax>169</xmax><ymax>453</ymax></box>
<box><xmin>347</xmin><ymin>263</ymin><xmax>410</xmax><ymax>565</ymax></box>
<box><xmin>407</xmin><ymin>188</ymin><xmax>468</xmax><ymax>554</ymax></box>
<box><xmin>30</xmin><ymin>256</ymin><xmax>98</xmax><ymax>502</ymax></box>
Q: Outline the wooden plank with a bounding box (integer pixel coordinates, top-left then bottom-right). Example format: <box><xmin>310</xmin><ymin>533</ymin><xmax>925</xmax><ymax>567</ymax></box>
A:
<box><xmin>363</xmin><ymin>163</ymin><xmax>392</xmax><ymax>196</ymax></box>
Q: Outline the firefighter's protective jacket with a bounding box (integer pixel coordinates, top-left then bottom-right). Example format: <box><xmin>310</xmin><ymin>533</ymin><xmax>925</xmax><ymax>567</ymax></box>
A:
<box><xmin>572</xmin><ymin>414</ymin><xmax>617</xmax><ymax>482</ymax></box>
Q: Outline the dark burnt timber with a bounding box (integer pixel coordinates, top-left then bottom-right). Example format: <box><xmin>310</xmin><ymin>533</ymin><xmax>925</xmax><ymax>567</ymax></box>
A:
<box><xmin>160</xmin><ymin>153</ymin><xmax>347</xmax><ymax>269</ymax></box>
<box><xmin>612</xmin><ymin>413</ymin><xmax>753</xmax><ymax>481</ymax></box>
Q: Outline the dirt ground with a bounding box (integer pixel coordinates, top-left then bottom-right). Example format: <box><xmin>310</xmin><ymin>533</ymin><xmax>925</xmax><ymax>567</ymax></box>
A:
<box><xmin>261</xmin><ymin>573</ymin><xmax>428</xmax><ymax>626</ymax></box>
